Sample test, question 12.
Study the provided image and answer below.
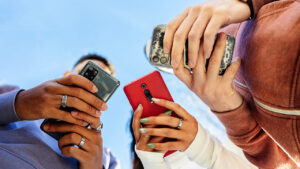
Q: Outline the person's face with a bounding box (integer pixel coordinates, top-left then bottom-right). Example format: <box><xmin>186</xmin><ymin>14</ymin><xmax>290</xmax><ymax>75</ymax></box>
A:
<box><xmin>66</xmin><ymin>59</ymin><xmax>112</xmax><ymax>75</ymax></box>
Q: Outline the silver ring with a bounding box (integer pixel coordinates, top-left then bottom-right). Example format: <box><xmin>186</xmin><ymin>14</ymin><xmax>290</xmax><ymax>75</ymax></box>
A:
<box><xmin>177</xmin><ymin>119</ymin><xmax>183</xmax><ymax>129</ymax></box>
<box><xmin>79</xmin><ymin>137</ymin><xmax>85</xmax><ymax>147</ymax></box>
<box><xmin>61</xmin><ymin>95</ymin><xmax>68</xmax><ymax>108</ymax></box>
<box><xmin>96</xmin><ymin>122</ymin><xmax>103</xmax><ymax>131</ymax></box>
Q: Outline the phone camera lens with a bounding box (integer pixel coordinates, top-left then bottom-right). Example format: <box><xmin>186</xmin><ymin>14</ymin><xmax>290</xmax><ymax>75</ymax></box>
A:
<box><xmin>153</xmin><ymin>56</ymin><xmax>159</xmax><ymax>62</ymax></box>
<box><xmin>141</xmin><ymin>83</ymin><xmax>147</xmax><ymax>89</ymax></box>
<box><xmin>160</xmin><ymin>56</ymin><xmax>168</xmax><ymax>64</ymax></box>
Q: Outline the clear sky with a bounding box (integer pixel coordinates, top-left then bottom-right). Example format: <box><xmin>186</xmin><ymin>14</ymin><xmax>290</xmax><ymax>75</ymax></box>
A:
<box><xmin>0</xmin><ymin>1</ymin><xmax>227</xmax><ymax>168</ymax></box>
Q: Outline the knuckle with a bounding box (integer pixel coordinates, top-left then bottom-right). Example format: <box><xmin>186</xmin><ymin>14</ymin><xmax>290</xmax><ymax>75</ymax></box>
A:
<box><xmin>174</xmin><ymin>32</ymin><xmax>184</xmax><ymax>42</ymax></box>
<box><xmin>70</xmin><ymin>133</ymin><xmax>78</xmax><ymax>142</ymax></box>
<box><xmin>166</xmin><ymin>22</ymin><xmax>175</xmax><ymax>32</ymax></box>
<box><xmin>202</xmin><ymin>5</ymin><xmax>213</xmax><ymax>13</ymax></box>
<box><xmin>188</xmin><ymin>32</ymin><xmax>198</xmax><ymax>42</ymax></box>
<box><xmin>204</xmin><ymin>31</ymin><xmax>212</xmax><ymax>41</ymax></box>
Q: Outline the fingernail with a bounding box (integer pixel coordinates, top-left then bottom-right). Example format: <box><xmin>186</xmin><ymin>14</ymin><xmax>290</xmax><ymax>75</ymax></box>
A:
<box><xmin>92</xmin><ymin>86</ymin><xmax>98</xmax><ymax>93</ymax></box>
<box><xmin>151</xmin><ymin>98</ymin><xmax>159</xmax><ymax>102</ymax></box>
<box><xmin>147</xmin><ymin>144</ymin><xmax>154</xmax><ymax>148</ymax></box>
<box><xmin>139</xmin><ymin>128</ymin><xmax>147</xmax><ymax>133</ymax></box>
<box><xmin>188</xmin><ymin>61</ymin><xmax>194</xmax><ymax>67</ymax></box>
<box><xmin>164</xmin><ymin>110</ymin><xmax>172</xmax><ymax>115</ymax></box>
<box><xmin>164</xmin><ymin>47</ymin><xmax>170</xmax><ymax>54</ymax></box>
<box><xmin>221</xmin><ymin>33</ymin><xmax>227</xmax><ymax>40</ymax></box>
<box><xmin>71</xmin><ymin>111</ymin><xmax>78</xmax><ymax>116</ymax></box>
<box><xmin>204</xmin><ymin>52</ymin><xmax>210</xmax><ymax>59</ymax></box>
<box><xmin>136</xmin><ymin>104</ymin><xmax>143</xmax><ymax>111</ymax></box>
<box><xmin>96</xmin><ymin>110</ymin><xmax>101</xmax><ymax>116</ymax></box>
<box><xmin>232</xmin><ymin>57</ymin><xmax>240</xmax><ymax>62</ymax></box>
<box><xmin>171</xmin><ymin>60</ymin><xmax>178</xmax><ymax>67</ymax></box>
<box><xmin>82</xmin><ymin>121</ymin><xmax>89</xmax><ymax>126</ymax></box>
<box><xmin>43</xmin><ymin>124</ymin><xmax>49</xmax><ymax>131</ymax></box>
<box><xmin>101</xmin><ymin>103</ymin><xmax>107</xmax><ymax>111</ymax></box>
<box><xmin>140</xmin><ymin>118</ymin><xmax>148</xmax><ymax>123</ymax></box>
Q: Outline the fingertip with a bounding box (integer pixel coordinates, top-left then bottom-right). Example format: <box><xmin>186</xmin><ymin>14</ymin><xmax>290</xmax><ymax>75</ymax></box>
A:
<box><xmin>43</xmin><ymin>123</ymin><xmax>50</xmax><ymax>131</ymax></box>
<box><xmin>92</xmin><ymin>85</ymin><xmax>98</xmax><ymax>93</ymax></box>
<box><xmin>151</xmin><ymin>98</ymin><xmax>159</xmax><ymax>102</ymax></box>
<box><xmin>101</xmin><ymin>103</ymin><xmax>108</xmax><ymax>111</ymax></box>
<box><xmin>71</xmin><ymin>111</ymin><xmax>78</xmax><ymax>117</ymax></box>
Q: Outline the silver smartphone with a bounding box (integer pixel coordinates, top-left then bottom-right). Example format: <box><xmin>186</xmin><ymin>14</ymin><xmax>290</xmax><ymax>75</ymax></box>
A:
<box><xmin>149</xmin><ymin>24</ymin><xmax>235</xmax><ymax>75</ymax></box>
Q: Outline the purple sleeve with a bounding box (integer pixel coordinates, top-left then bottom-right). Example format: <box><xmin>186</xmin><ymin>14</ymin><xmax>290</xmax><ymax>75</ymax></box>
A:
<box><xmin>0</xmin><ymin>89</ymin><xmax>22</xmax><ymax>124</ymax></box>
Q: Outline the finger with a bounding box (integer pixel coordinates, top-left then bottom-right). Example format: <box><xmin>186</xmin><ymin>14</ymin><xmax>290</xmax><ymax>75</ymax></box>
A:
<box><xmin>148</xmin><ymin>141</ymin><xmax>186</xmax><ymax>151</ymax></box>
<box><xmin>56</xmin><ymin>74</ymin><xmax>98</xmax><ymax>93</ymax></box>
<box><xmin>206</xmin><ymin>33</ymin><xmax>227</xmax><ymax>80</ymax></box>
<box><xmin>203</xmin><ymin>14</ymin><xmax>227</xmax><ymax>59</ymax></box>
<box><xmin>173</xmin><ymin>55</ymin><xmax>192</xmax><ymax>89</ymax></box>
<box><xmin>164</xmin><ymin>7</ymin><xmax>190</xmax><ymax>54</ymax></box>
<box><xmin>188</xmin><ymin>9</ymin><xmax>212</xmax><ymax>68</ymax></box>
<box><xmin>191</xmin><ymin>42</ymin><xmax>206</xmax><ymax>89</ymax></box>
<box><xmin>43</xmin><ymin>123</ymin><xmax>96</xmax><ymax>141</ymax></box>
<box><xmin>140</xmin><ymin>116</ymin><xmax>182</xmax><ymax>129</ymax></box>
<box><xmin>66</xmin><ymin>96</ymin><xmax>101</xmax><ymax>117</ymax></box>
<box><xmin>151</xmin><ymin>98</ymin><xmax>189</xmax><ymax>120</ymax></box>
<box><xmin>132</xmin><ymin>104</ymin><xmax>143</xmax><ymax>142</ymax></box>
<box><xmin>45</xmin><ymin>108</ymin><xmax>88</xmax><ymax>127</ymax></box>
<box><xmin>171</xmin><ymin>7</ymin><xmax>200</xmax><ymax>68</ymax></box>
<box><xmin>61</xmin><ymin>146</ymin><xmax>89</xmax><ymax>161</ymax></box>
<box><xmin>56</xmin><ymin>85</ymin><xmax>105</xmax><ymax>112</ymax></box>
<box><xmin>58</xmin><ymin>133</ymin><xmax>91</xmax><ymax>151</ymax></box>
<box><xmin>222</xmin><ymin>58</ymin><xmax>241</xmax><ymax>85</ymax></box>
<box><xmin>139</xmin><ymin>128</ymin><xmax>183</xmax><ymax>139</ymax></box>
<box><xmin>71</xmin><ymin>110</ymin><xmax>101</xmax><ymax>129</ymax></box>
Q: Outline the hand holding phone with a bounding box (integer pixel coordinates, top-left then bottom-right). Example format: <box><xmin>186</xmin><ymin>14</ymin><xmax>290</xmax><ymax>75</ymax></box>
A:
<box><xmin>124</xmin><ymin>71</ymin><xmax>177</xmax><ymax>156</ymax></box>
<box><xmin>41</xmin><ymin>61</ymin><xmax>120</xmax><ymax>140</ymax></box>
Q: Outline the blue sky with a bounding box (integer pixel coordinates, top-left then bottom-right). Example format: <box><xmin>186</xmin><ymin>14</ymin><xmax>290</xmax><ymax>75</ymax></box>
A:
<box><xmin>0</xmin><ymin>1</ymin><xmax>227</xmax><ymax>168</ymax></box>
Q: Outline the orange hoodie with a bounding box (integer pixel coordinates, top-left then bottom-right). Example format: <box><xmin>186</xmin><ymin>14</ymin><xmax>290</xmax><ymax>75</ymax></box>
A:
<box><xmin>214</xmin><ymin>0</ymin><xmax>300</xmax><ymax>168</ymax></box>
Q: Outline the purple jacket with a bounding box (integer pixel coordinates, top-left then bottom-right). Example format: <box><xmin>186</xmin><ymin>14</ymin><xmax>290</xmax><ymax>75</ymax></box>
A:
<box><xmin>0</xmin><ymin>85</ymin><xmax>120</xmax><ymax>169</ymax></box>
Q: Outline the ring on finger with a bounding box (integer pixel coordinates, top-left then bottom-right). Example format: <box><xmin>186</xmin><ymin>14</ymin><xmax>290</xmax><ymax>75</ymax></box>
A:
<box><xmin>177</xmin><ymin>118</ymin><xmax>183</xmax><ymax>129</ymax></box>
<box><xmin>79</xmin><ymin>137</ymin><xmax>86</xmax><ymax>148</ymax></box>
<box><xmin>61</xmin><ymin>95</ymin><xmax>68</xmax><ymax>108</ymax></box>
<box><xmin>96</xmin><ymin>122</ymin><xmax>103</xmax><ymax>131</ymax></box>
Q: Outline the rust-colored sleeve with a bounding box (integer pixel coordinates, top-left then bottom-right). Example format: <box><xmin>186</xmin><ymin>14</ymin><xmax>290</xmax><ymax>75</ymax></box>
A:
<box><xmin>213</xmin><ymin>101</ymin><xmax>297</xmax><ymax>168</ymax></box>
<box><xmin>252</xmin><ymin>0</ymin><xmax>274</xmax><ymax>17</ymax></box>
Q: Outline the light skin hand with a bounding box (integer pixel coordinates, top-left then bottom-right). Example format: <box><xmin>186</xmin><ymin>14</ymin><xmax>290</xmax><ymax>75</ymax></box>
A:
<box><xmin>43</xmin><ymin>122</ymin><xmax>103</xmax><ymax>169</ymax></box>
<box><xmin>15</xmin><ymin>74</ymin><xmax>107</xmax><ymax>126</ymax></box>
<box><xmin>174</xmin><ymin>33</ymin><xmax>243</xmax><ymax>112</ymax></box>
<box><xmin>164</xmin><ymin>0</ymin><xmax>250</xmax><ymax>68</ymax></box>
<box><xmin>132</xmin><ymin>104</ymin><xmax>166</xmax><ymax>153</ymax></box>
<box><xmin>135</xmin><ymin>99</ymin><xmax>198</xmax><ymax>152</ymax></box>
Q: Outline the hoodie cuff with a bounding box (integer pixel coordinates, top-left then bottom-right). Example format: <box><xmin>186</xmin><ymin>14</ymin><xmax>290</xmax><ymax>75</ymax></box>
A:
<box><xmin>212</xmin><ymin>100</ymin><xmax>257</xmax><ymax>137</ymax></box>
<box><xmin>135</xmin><ymin>146</ymin><xmax>168</xmax><ymax>169</ymax></box>
<box><xmin>0</xmin><ymin>89</ymin><xmax>23</xmax><ymax>124</ymax></box>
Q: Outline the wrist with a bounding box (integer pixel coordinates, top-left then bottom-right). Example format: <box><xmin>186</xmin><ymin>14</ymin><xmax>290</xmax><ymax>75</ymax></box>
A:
<box><xmin>15</xmin><ymin>90</ymin><xmax>29</xmax><ymax>120</ymax></box>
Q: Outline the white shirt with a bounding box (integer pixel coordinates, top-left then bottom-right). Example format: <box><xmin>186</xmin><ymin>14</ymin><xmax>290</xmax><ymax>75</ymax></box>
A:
<box><xmin>135</xmin><ymin>124</ymin><xmax>257</xmax><ymax>169</ymax></box>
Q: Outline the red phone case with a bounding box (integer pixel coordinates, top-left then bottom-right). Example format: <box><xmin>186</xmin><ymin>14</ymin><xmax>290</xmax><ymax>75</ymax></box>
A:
<box><xmin>123</xmin><ymin>71</ymin><xmax>176</xmax><ymax>157</ymax></box>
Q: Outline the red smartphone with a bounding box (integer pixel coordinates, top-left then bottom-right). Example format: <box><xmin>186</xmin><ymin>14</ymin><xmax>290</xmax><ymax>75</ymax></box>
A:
<box><xmin>123</xmin><ymin>71</ymin><xmax>176</xmax><ymax>157</ymax></box>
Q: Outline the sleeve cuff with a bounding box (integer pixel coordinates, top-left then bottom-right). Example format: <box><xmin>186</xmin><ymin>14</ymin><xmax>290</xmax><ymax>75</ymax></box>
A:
<box><xmin>184</xmin><ymin>123</ymin><xmax>220</xmax><ymax>168</ymax></box>
<box><xmin>212</xmin><ymin>100</ymin><xmax>257</xmax><ymax>137</ymax></box>
<box><xmin>0</xmin><ymin>89</ymin><xmax>23</xmax><ymax>124</ymax></box>
<box><xmin>164</xmin><ymin>151</ymin><xmax>190</xmax><ymax>169</ymax></box>
<box><xmin>135</xmin><ymin>146</ymin><xmax>168</xmax><ymax>169</ymax></box>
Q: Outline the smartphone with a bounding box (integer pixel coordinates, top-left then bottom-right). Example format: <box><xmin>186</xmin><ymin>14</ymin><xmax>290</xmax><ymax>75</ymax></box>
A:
<box><xmin>40</xmin><ymin>61</ymin><xmax>120</xmax><ymax>140</ymax></box>
<box><xmin>149</xmin><ymin>24</ymin><xmax>235</xmax><ymax>75</ymax></box>
<box><xmin>123</xmin><ymin>71</ymin><xmax>176</xmax><ymax>156</ymax></box>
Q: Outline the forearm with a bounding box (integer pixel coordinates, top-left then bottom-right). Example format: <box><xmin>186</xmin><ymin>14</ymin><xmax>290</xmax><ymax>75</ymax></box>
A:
<box><xmin>185</xmin><ymin>124</ymin><xmax>255</xmax><ymax>169</ymax></box>
<box><xmin>0</xmin><ymin>89</ymin><xmax>22</xmax><ymax>124</ymax></box>
<box><xmin>135</xmin><ymin>147</ymin><xmax>169</xmax><ymax>169</ymax></box>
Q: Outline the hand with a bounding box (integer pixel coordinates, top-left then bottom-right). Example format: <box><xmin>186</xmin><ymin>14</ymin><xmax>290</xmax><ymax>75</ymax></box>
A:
<box><xmin>132</xmin><ymin>104</ymin><xmax>166</xmax><ymax>153</ymax></box>
<box><xmin>174</xmin><ymin>33</ymin><xmax>243</xmax><ymax>112</ymax></box>
<box><xmin>164</xmin><ymin>0</ymin><xmax>250</xmax><ymax>68</ymax></box>
<box><xmin>43</xmin><ymin>122</ymin><xmax>103</xmax><ymax>169</ymax></box>
<box><xmin>15</xmin><ymin>74</ymin><xmax>107</xmax><ymax>127</ymax></box>
<box><xmin>136</xmin><ymin>98</ymin><xmax>198</xmax><ymax>151</ymax></box>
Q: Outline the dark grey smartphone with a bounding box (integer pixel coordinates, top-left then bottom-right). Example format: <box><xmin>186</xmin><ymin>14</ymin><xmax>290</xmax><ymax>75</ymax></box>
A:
<box><xmin>149</xmin><ymin>24</ymin><xmax>235</xmax><ymax>75</ymax></box>
<box><xmin>40</xmin><ymin>61</ymin><xmax>120</xmax><ymax>140</ymax></box>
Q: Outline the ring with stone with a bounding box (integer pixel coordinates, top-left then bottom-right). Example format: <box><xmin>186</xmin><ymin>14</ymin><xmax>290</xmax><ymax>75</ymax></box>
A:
<box><xmin>79</xmin><ymin>137</ymin><xmax>86</xmax><ymax>147</ymax></box>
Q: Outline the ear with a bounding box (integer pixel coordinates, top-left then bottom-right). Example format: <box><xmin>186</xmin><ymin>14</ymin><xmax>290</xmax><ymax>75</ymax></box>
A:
<box><xmin>63</xmin><ymin>71</ymin><xmax>71</xmax><ymax>77</ymax></box>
